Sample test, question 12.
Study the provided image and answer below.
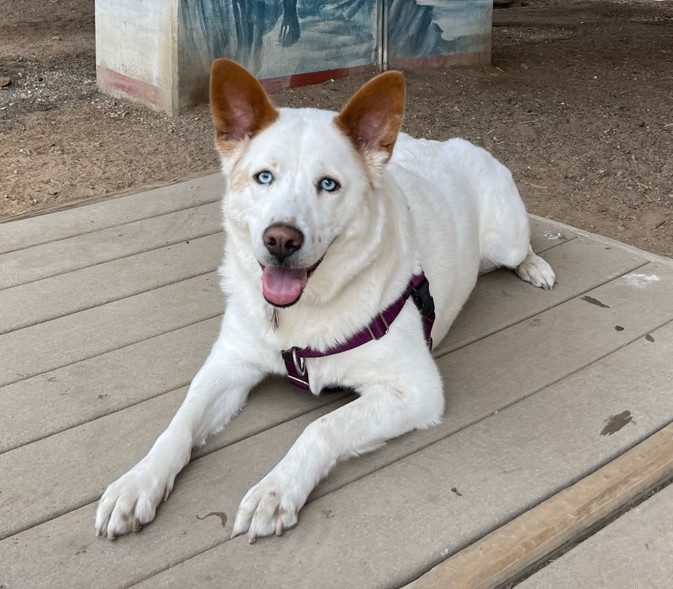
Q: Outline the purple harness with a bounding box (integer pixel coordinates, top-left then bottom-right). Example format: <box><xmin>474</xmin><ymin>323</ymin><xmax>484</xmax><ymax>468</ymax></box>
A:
<box><xmin>281</xmin><ymin>272</ymin><xmax>435</xmax><ymax>390</ymax></box>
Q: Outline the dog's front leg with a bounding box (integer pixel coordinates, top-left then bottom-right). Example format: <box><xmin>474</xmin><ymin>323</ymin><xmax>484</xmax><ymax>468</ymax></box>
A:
<box><xmin>94</xmin><ymin>332</ymin><xmax>266</xmax><ymax>539</ymax></box>
<box><xmin>232</xmin><ymin>360</ymin><xmax>444</xmax><ymax>542</ymax></box>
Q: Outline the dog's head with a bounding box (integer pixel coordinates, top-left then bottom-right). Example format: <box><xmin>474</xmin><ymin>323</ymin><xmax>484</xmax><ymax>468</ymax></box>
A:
<box><xmin>210</xmin><ymin>59</ymin><xmax>405</xmax><ymax>308</ymax></box>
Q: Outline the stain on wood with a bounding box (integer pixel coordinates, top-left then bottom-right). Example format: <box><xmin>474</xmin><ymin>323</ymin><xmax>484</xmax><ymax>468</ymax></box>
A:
<box><xmin>601</xmin><ymin>410</ymin><xmax>633</xmax><ymax>436</ymax></box>
<box><xmin>196</xmin><ymin>511</ymin><xmax>228</xmax><ymax>527</ymax></box>
<box><xmin>581</xmin><ymin>295</ymin><xmax>610</xmax><ymax>309</ymax></box>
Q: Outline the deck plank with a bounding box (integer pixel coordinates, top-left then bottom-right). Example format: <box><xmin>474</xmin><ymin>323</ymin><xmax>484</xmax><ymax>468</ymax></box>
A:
<box><xmin>517</xmin><ymin>467</ymin><xmax>673</xmax><ymax>588</ymax></box>
<box><xmin>0</xmin><ymin>174</ymin><xmax>222</xmax><ymax>255</ymax></box>
<box><xmin>0</xmin><ymin>318</ymin><xmax>221</xmax><ymax>453</ymax></box>
<box><xmin>0</xmin><ymin>273</ymin><xmax>223</xmax><ymax>387</ymax></box>
<box><xmin>528</xmin><ymin>217</ymin><xmax>575</xmax><ymax>253</ymax></box>
<box><xmin>0</xmin><ymin>233</ymin><xmax>224</xmax><ymax>334</ymax></box>
<box><xmin>0</xmin><ymin>202</ymin><xmax>222</xmax><ymax>289</ymax></box>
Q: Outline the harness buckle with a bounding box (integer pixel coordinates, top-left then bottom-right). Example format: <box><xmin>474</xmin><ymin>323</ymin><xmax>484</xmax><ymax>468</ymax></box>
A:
<box><xmin>367</xmin><ymin>313</ymin><xmax>390</xmax><ymax>340</ymax></box>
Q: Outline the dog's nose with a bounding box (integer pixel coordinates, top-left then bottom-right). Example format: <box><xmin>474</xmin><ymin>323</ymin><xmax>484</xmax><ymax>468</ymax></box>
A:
<box><xmin>263</xmin><ymin>223</ymin><xmax>304</xmax><ymax>262</ymax></box>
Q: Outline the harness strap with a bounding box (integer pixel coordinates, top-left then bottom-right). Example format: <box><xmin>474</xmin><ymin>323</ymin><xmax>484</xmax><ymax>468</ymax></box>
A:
<box><xmin>282</xmin><ymin>271</ymin><xmax>435</xmax><ymax>390</ymax></box>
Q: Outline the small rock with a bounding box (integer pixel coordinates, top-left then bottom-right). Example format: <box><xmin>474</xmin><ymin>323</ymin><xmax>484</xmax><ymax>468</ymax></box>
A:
<box><xmin>0</xmin><ymin>76</ymin><xmax>11</xmax><ymax>88</ymax></box>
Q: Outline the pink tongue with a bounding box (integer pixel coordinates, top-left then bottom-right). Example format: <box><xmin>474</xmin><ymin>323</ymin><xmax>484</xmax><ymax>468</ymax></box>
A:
<box><xmin>262</xmin><ymin>266</ymin><xmax>308</xmax><ymax>306</ymax></box>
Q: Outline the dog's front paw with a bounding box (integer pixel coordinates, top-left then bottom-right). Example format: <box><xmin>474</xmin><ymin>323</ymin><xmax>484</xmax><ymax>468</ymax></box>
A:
<box><xmin>231</xmin><ymin>471</ymin><xmax>307</xmax><ymax>543</ymax></box>
<box><xmin>94</xmin><ymin>461</ymin><xmax>173</xmax><ymax>540</ymax></box>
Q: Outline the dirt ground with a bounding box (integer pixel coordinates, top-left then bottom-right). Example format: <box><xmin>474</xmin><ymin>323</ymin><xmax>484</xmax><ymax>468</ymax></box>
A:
<box><xmin>1</xmin><ymin>0</ymin><xmax>672</xmax><ymax>257</ymax></box>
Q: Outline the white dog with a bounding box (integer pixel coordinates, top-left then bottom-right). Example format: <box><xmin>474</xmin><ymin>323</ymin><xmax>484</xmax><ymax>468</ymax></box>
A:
<box><xmin>95</xmin><ymin>59</ymin><xmax>555</xmax><ymax>542</ymax></box>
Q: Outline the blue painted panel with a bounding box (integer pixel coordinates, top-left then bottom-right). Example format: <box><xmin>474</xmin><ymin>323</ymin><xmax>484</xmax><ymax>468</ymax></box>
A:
<box><xmin>180</xmin><ymin>0</ymin><xmax>378</xmax><ymax>79</ymax></box>
<box><xmin>388</xmin><ymin>0</ymin><xmax>492</xmax><ymax>61</ymax></box>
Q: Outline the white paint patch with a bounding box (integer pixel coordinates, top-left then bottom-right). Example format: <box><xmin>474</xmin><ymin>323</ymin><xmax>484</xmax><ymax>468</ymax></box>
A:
<box><xmin>623</xmin><ymin>273</ymin><xmax>661</xmax><ymax>288</ymax></box>
<box><xmin>543</xmin><ymin>231</ymin><xmax>564</xmax><ymax>240</ymax></box>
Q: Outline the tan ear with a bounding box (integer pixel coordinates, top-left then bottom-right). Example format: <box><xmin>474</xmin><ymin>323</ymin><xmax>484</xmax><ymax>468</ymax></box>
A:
<box><xmin>334</xmin><ymin>71</ymin><xmax>405</xmax><ymax>163</ymax></box>
<box><xmin>210</xmin><ymin>58</ymin><xmax>279</xmax><ymax>154</ymax></box>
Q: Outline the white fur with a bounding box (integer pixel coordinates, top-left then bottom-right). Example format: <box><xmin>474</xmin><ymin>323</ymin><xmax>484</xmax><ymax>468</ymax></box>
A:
<box><xmin>94</xmin><ymin>103</ymin><xmax>555</xmax><ymax>542</ymax></box>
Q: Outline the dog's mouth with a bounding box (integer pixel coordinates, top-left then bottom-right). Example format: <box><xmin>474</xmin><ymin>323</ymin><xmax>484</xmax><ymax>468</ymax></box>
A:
<box><xmin>260</xmin><ymin>259</ymin><xmax>322</xmax><ymax>308</ymax></box>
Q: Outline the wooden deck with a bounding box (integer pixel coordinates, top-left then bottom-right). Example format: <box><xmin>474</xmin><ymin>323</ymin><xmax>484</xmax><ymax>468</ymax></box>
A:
<box><xmin>2</xmin><ymin>174</ymin><xmax>673</xmax><ymax>588</ymax></box>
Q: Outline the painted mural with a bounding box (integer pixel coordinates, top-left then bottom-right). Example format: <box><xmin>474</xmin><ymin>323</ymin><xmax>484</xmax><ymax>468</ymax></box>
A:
<box><xmin>389</xmin><ymin>0</ymin><xmax>492</xmax><ymax>64</ymax></box>
<box><xmin>180</xmin><ymin>0</ymin><xmax>491</xmax><ymax>80</ymax></box>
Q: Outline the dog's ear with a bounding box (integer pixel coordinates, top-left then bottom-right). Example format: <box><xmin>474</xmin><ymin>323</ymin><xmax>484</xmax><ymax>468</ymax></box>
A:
<box><xmin>334</xmin><ymin>71</ymin><xmax>405</xmax><ymax>172</ymax></box>
<box><xmin>210</xmin><ymin>59</ymin><xmax>279</xmax><ymax>155</ymax></box>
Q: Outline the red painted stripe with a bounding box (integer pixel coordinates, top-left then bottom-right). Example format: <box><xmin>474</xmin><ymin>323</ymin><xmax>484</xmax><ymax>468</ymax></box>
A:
<box><xmin>261</xmin><ymin>64</ymin><xmax>378</xmax><ymax>94</ymax></box>
<box><xmin>259</xmin><ymin>53</ymin><xmax>490</xmax><ymax>94</ymax></box>
<box><xmin>96</xmin><ymin>66</ymin><xmax>172</xmax><ymax>112</ymax></box>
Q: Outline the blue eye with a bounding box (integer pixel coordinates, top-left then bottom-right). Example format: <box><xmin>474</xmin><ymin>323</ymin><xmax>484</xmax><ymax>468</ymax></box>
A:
<box><xmin>318</xmin><ymin>177</ymin><xmax>340</xmax><ymax>192</ymax></box>
<box><xmin>255</xmin><ymin>170</ymin><xmax>274</xmax><ymax>185</ymax></box>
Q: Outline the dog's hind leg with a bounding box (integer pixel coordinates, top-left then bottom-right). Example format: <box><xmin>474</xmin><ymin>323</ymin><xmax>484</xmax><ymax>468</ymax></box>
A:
<box><xmin>481</xmin><ymin>227</ymin><xmax>555</xmax><ymax>290</ymax></box>
<box><xmin>478</xmin><ymin>176</ymin><xmax>555</xmax><ymax>290</ymax></box>
<box><xmin>515</xmin><ymin>244</ymin><xmax>556</xmax><ymax>290</ymax></box>
<box><xmin>487</xmin><ymin>232</ymin><xmax>555</xmax><ymax>291</ymax></box>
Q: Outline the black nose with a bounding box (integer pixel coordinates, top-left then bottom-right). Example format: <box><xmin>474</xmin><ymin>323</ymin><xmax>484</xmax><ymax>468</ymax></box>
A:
<box><xmin>263</xmin><ymin>223</ymin><xmax>304</xmax><ymax>262</ymax></box>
